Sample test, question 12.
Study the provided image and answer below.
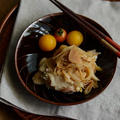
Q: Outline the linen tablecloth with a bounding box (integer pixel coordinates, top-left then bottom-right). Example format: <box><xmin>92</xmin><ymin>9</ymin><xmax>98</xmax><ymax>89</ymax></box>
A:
<box><xmin>0</xmin><ymin>0</ymin><xmax>120</xmax><ymax>119</ymax></box>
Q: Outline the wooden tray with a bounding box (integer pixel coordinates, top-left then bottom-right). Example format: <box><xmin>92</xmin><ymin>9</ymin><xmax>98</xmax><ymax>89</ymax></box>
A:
<box><xmin>0</xmin><ymin>0</ymin><xmax>73</xmax><ymax>120</ymax></box>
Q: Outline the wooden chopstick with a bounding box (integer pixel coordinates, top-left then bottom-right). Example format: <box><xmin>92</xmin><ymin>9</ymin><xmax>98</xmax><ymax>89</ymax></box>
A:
<box><xmin>49</xmin><ymin>0</ymin><xmax>120</xmax><ymax>58</ymax></box>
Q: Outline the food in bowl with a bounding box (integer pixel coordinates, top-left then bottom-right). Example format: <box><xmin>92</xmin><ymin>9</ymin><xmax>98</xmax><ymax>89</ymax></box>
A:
<box><xmin>67</xmin><ymin>30</ymin><xmax>83</xmax><ymax>46</ymax></box>
<box><xmin>38</xmin><ymin>28</ymin><xmax>84</xmax><ymax>52</ymax></box>
<box><xmin>33</xmin><ymin>45</ymin><xmax>101</xmax><ymax>94</ymax></box>
<box><xmin>54</xmin><ymin>28</ymin><xmax>67</xmax><ymax>42</ymax></box>
<box><xmin>39</xmin><ymin>34</ymin><xmax>56</xmax><ymax>51</ymax></box>
<box><xmin>15</xmin><ymin>13</ymin><xmax>117</xmax><ymax>105</ymax></box>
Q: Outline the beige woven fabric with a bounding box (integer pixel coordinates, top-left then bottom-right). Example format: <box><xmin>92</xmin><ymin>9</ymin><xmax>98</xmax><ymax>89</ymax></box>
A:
<box><xmin>0</xmin><ymin>0</ymin><xmax>120</xmax><ymax>119</ymax></box>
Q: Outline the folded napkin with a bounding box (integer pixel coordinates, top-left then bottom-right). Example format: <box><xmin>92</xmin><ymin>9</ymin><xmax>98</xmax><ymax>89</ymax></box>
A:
<box><xmin>1</xmin><ymin>0</ymin><xmax>120</xmax><ymax>119</ymax></box>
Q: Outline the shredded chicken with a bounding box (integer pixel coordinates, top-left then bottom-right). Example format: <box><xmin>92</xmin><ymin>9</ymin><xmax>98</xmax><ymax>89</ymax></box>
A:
<box><xmin>32</xmin><ymin>45</ymin><xmax>101</xmax><ymax>94</ymax></box>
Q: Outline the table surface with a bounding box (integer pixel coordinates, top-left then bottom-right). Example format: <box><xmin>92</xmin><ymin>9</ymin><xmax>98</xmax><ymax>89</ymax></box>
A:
<box><xmin>0</xmin><ymin>103</ymin><xmax>21</xmax><ymax>120</ymax></box>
